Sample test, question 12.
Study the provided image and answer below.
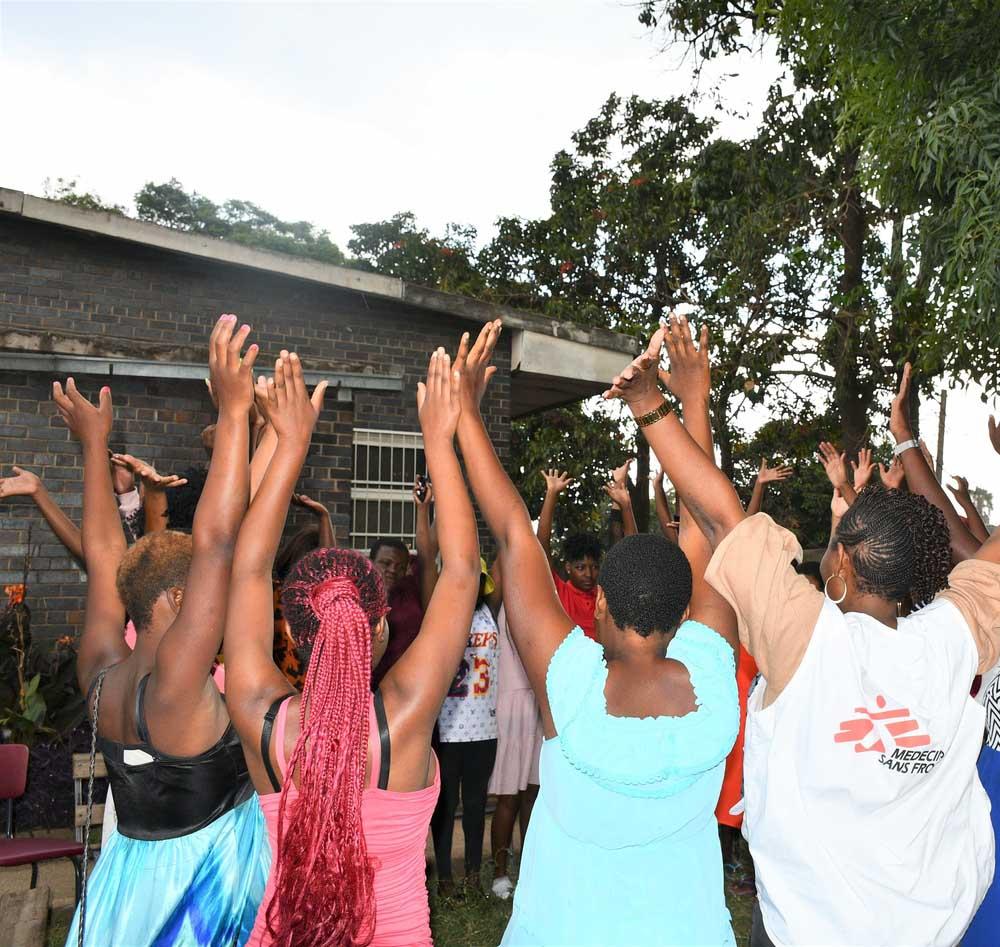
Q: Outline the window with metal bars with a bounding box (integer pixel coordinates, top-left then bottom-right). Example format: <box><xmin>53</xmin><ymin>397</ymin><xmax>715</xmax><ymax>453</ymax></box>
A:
<box><xmin>351</xmin><ymin>428</ymin><xmax>426</xmax><ymax>550</ymax></box>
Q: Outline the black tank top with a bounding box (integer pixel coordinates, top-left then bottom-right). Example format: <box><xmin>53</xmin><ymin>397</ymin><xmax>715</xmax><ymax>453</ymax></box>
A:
<box><xmin>93</xmin><ymin>672</ymin><xmax>254</xmax><ymax>841</ymax></box>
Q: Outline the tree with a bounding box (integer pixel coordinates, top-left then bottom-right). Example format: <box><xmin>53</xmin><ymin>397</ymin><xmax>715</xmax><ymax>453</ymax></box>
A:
<box><xmin>133</xmin><ymin>179</ymin><xmax>347</xmax><ymax>264</ymax></box>
<box><xmin>347</xmin><ymin>212</ymin><xmax>485</xmax><ymax>295</ymax></box>
<box><xmin>43</xmin><ymin>178</ymin><xmax>125</xmax><ymax>215</ymax></box>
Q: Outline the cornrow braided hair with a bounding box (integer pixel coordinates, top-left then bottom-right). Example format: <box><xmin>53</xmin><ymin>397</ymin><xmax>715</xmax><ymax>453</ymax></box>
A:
<box><xmin>835</xmin><ymin>484</ymin><xmax>951</xmax><ymax>609</ymax></box>
<box><xmin>270</xmin><ymin>547</ymin><xmax>388</xmax><ymax>947</ymax></box>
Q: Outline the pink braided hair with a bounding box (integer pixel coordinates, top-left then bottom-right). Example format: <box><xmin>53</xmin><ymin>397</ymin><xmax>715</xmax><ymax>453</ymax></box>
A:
<box><xmin>268</xmin><ymin>547</ymin><xmax>388</xmax><ymax>946</ymax></box>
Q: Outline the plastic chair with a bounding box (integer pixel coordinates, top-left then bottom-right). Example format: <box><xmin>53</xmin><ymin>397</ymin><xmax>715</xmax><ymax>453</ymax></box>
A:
<box><xmin>0</xmin><ymin>743</ymin><xmax>85</xmax><ymax>902</ymax></box>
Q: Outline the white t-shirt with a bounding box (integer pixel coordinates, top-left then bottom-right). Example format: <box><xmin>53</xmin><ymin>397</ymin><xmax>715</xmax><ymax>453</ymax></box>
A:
<box><xmin>706</xmin><ymin>515</ymin><xmax>1000</xmax><ymax>947</ymax></box>
<box><xmin>437</xmin><ymin>603</ymin><xmax>499</xmax><ymax>743</ymax></box>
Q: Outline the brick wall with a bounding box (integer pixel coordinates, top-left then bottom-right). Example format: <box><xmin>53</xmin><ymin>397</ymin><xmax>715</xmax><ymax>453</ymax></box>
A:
<box><xmin>0</xmin><ymin>216</ymin><xmax>510</xmax><ymax>643</ymax></box>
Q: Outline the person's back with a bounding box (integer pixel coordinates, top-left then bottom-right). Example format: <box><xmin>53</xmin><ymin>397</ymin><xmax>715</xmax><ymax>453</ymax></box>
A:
<box><xmin>505</xmin><ymin>621</ymin><xmax>738</xmax><ymax>946</ymax></box>
<box><xmin>224</xmin><ymin>346</ymin><xmax>482</xmax><ymax>947</ymax></box>
<box><xmin>60</xmin><ymin>316</ymin><xmax>269</xmax><ymax>947</ymax></box>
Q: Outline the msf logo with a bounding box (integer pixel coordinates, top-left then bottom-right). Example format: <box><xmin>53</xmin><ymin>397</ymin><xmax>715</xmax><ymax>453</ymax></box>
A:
<box><xmin>834</xmin><ymin>695</ymin><xmax>931</xmax><ymax>754</ymax></box>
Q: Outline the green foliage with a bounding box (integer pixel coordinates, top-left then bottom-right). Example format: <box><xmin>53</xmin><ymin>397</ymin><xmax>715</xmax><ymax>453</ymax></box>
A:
<box><xmin>134</xmin><ymin>179</ymin><xmax>347</xmax><ymax>264</ymax></box>
<box><xmin>0</xmin><ymin>599</ymin><xmax>86</xmax><ymax>746</ymax></box>
<box><xmin>511</xmin><ymin>404</ymin><xmax>632</xmax><ymax>540</ymax></box>
<box><xmin>348</xmin><ymin>212</ymin><xmax>486</xmax><ymax>295</ymax></box>
<box><xmin>43</xmin><ymin>177</ymin><xmax>125</xmax><ymax>215</ymax></box>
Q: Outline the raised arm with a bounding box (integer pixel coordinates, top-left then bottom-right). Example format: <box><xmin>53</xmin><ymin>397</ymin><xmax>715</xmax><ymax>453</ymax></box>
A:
<box><xmin>537</xmin><ymin>469</ymin><xmax>573</xmax><ymax>562</ymax></box>
<box><xmin>651</xmin><ymin>470</ymin><xmax>679</xmax><ymax>543</ymax></box>
<box><xmin>382</xmin><ymin>347</ymin><xmax>481</xmax><ymax>733</ymax></box>
<box><xmin>818</xmin><ymin>442</ymin><xmax>858</xmax><ymax>506</ymax></box>
<box><xmin>947</xmin><ymin>476</ymin><xmax>991</xmax><ymax>544</ymax></box>
<box><xmin>455</xmin><ymin>323</ymin><xmax>575</xmax><ymax>738</ymax></box>
<box><xmin>604</xmin><ymin>461</ymin><xmax>637</xmax><ymax>537</ymax></box>
<box><xmin>747</xmin><ymin>459</ymin><xmax>792</xmax><ymax>515</ymax></box>
<box><xmin>890</xmin><ymin>364</ymin><xmax>981</xmax><ymax>561</ymax></box>
<box><xmin>110</xmin><ymin>454</ymin><xmax>188</xmax><ymax>535</ymax></box>
<box><xmin>659</xmin><ymin>317</ymin><xmax>737</xmax><ymax>650</ymax></box>
<box><xmin>0</xmin><ymin>467</ymin><xmax>84</xmax><ymax>566</ymax></box>
<box><xmin>413</xmin><ymin>479</ymin><xmax>439</xmax><ymax>610</ymax></box>
<box><xmin>150</xmin><ymin>315</ymin><xmax>258</xmax><ymax>703</ymax></box>
<box><xmin>290</xmin><ymin>492</ymin><xmax>336</xmax><ymax>548</ymax></box>
<box><xmin>225</xmin><ymin>355</ymin><xmax>327</xmax><ymax>747</ymax></box>
<box><xmin>52</xmin><ymin>381</ymin><xmax>130</xmax><ymax>691</ymax></box>
<box><xmin>604</xmin><ymin>327</ymin><xmax>745</xmax><ymax>549</ymax></box>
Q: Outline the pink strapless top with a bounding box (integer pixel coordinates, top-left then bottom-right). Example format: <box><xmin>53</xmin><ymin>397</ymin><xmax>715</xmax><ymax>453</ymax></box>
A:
<box><xmin>246</xmin><ymin>694</ymin><xmax>440</xmax><ymax>947</ymax></box>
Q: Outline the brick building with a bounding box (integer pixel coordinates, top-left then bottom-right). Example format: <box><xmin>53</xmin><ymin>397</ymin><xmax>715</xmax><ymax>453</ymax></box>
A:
<box><xmin>0</xmin><ymin>188</ymin><xmax>636</xmax><ymax>643</ymax></box>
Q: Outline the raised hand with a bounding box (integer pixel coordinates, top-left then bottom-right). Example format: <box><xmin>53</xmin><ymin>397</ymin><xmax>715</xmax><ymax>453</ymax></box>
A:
<box><xmin>0</xmin><ymin>466</ymin><xmax>41</xmax><ymax>499</ymax></box>
<box><xmin>604</xmin><ymin>326</ymin><xmax>667</xmax><ymax>415</ymax></box>
<box><xmin>758</xmin><ymin>458</ymin><xmax>793</xmax><ymax>485</ymax></box>
<box><xmin>990</xmin><ymin>416</ymin><xmax>1000</xmax><ymax>456</ymax></box>
<box><xmin>889</xmin><ymin>362</ymin><xmax>914</xmax><ymax>442</ymax></box>
<box><xmin>611</xmin><ymin>458</ymin><xmax>633</xmax><ymax>488</ymax></box>
<box><xmin>417</xmin><ymin>348</ymin><xmax>462</xmax><ymax>444</ymax></box>
<box><xmin>454</xmin><ymin>321</ymin><xmax>501</xmax><ymax>410</ymax></box>
<box><xmin>818</xmin><ymin>442</ymin><xmax>851</xmax><ymax>491</ymax></box>
<box><xmin>947</xmin><ymin>475</ymin><xmax>972</xmax><ymax>505</ymax></box>
<box><xmin>541</xmin><ymin>469</ymin><xmax>574</xmax><ymax>495</ymax></box>
<box><xmin>851</xmin><ymin>448</ymin><xmax>875</xmax><ymax>491</ymax></box>
<box><xmin>879</xmin><ymin>458</ymin><xmax>906</xmax><ymax>490</ymax></box>
<box><xmin>603</xmin><ymin>479</ymin><xmax>631</xmax><ymax>509</ymax></box>
<box><xmin>257</xmin><ymin>352</ymin><xmax>328</xmax><ymax>443</ymax></box>
<box><xmin>660</xmin><ymin>314</ymin><xmax>710</xmax><ymax>405</ymax></box>
<box><xmin>291</xmin><ymin>493</ymin><xmax>330</xmax><ymax>517</ymax></box>
<box><xmin>111</xmin><ymin>454</ymin><xmax>188</xmax><ymax>491</ymax></box>
<box><xmin>52</xmin><ymin>378</ymin><xmax>113</xmax><ymax>447</ymax></box>
<box><xmin>412</xmin><ymin>477</ymin><xmax>435</xmax><ymax>508</ymax></box>
<box><xmin>208</xmin><ymin>314</ymin><xmax>258</xmax><ymax>416</ymax></box>
<box><xmin>111</xmin><ymin>453</ymin><xmax>135</xmax><ymax>494</ymax></box>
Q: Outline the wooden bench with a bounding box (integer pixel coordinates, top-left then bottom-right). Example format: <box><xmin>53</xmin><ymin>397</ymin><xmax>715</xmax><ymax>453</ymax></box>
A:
<box><xmin>72</xmin><ymin>752</ymin><xmax>107</xmax><ymax>848</ymax></box>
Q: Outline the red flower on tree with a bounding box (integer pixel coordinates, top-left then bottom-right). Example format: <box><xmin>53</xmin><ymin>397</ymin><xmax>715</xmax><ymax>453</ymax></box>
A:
<box><xmin>559</xmin><ymin>260</ymin><xmax>574</xmax><ymax>274</ymax></box>
<box><xmin>4</xmin><ymin>584</ymin><xmax>25</xmax><ymax>606</ymax></box>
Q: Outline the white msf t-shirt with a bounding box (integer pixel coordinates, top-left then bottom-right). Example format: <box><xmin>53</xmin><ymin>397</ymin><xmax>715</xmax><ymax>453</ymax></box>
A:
<box><xmin>706</xmin><ymin>515</ymin><xmax>1000</xmax><ymax>947</ymax></box>
<box><xmin>437</xmin><ymin>603</ymin><xmax>499</xmax><ymax>743</ymax></box>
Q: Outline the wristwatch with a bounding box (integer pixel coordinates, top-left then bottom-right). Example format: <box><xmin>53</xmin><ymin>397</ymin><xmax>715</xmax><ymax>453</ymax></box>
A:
<box><xmin>635</xmin><ymin>401</ymin><xmax>672</xmax><ymax>428</ymax></box>
<box><xmin>893</xmin><ymin>439</ymin><xmax>919</xmax><ymax>457</ymax></box>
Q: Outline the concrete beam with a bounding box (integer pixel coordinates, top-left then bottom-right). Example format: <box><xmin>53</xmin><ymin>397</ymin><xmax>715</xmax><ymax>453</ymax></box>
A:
<box><xmin>0</xmin><ymin>187</ymin><xmax>640</xmax><ymax>358</ymax></box>
<box><xmin>0</xmin><ymin>351</ymin><xmax>403</xmax><ymax>402</ymax></box>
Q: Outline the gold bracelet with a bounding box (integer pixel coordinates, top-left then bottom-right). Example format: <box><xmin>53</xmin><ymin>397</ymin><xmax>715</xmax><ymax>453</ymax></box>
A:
<box><xmin>635</xmin><ymin>400</ymin><xmax>672</xmax><ymax>428</ymax></box>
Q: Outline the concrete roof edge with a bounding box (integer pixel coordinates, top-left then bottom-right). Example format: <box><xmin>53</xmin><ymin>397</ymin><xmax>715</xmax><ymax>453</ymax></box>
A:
<box><xmin>0</xmin><ymin>187</ymin><xmax>640</xmax><ymax>357</ymax></box>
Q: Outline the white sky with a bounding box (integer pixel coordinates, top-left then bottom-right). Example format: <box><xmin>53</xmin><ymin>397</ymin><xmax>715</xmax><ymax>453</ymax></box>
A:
<box><xmin>1</xmin><ymin>0</ymin><xmax>997</xmax><ymax>513</ymax></box>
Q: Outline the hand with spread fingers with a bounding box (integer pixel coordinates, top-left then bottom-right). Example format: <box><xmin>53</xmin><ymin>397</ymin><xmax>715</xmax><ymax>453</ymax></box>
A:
<box><xmin>818</xmin><ymin>441</ymin><xmax>851</xmax><ymax>493</ymax></box>
<box><xmin>417</xmin><ymin>347</ymin><xmax>462</xmax><ymax>444</ymax></box>
<box><xmin>851</xmin><ymin>448</ymin><xmax>875</xmax><ymax>491</ymax></box>
<box><xmin>0</xmin><ymin>466</ymin><xmax>41</xmax><ymax>499</ymax></box>
<box><xmin>660</xmin><ymin>314</ymin><xmax>711</xmax><ymax>406</ymax></box>
<box><xmin>758</xmin><ymin>459</ymin><xmax>793</xmax><ymax>485</ymax></box>
<box><xmin>542</xmin><ymin>469</ymin><xmax>574</xmax><ymax>496</ymax></box>
<box><xmin>604</xmin><ymin>479</ymin><xmax>632</xmax><ymax>509</ymax></box>
<box><xmin>454</xmin><ymin>320</ymin><xmax>501</xmax><ymax>411</ymax></box>
<box><xmin>879</xmin><ymin>458</ymin><xmax>906</xmax><ymax>490</ymax></box>
<box><xmin>208</xmin><ymin>313</ymin><xmax>259</xmax><ymax>416</ymax></box>
<box><xmin>947</xmin><ymin>475</ymin><xmax>972</xmax><ymax>505</ymax></box>
<box><xmin>52</xmin><ymin>378</ymin><xmax>114</xmax><ymax>447</ymax></box>
<box><xmin>111</xmin><ymin>453</ymin><xmax>189</xmax><ymax>491</ymax></box>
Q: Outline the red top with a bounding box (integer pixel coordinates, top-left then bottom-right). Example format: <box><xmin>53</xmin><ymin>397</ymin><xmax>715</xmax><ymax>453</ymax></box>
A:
<box><xmin>373</xmin><ymin>569</ymin><xmax>424</xmax><ymax>686</ymax></box>
<box><xmin>715</xmin><ymin>645</ymin><xmax>758</xmax><ymax>828</ymax></box>
<box><xmin>552</xmin><ymin>570</ymin><xmax>598</xmax><ymax>641</ymax></box>
<box><xmin>247</xmin><ymin>694</ymin><xmax>440</xmax><ymax>947</ymax></box>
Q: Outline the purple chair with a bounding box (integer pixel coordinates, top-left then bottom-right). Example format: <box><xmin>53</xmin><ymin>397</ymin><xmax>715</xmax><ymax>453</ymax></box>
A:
<box><xmin>0</xmin><ymin>743</ymin><xmax>85</xmax><ymax>902</ymax></box>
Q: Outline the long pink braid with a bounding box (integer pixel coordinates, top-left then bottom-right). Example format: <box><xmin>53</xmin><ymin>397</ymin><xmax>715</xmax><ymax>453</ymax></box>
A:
<box><xmin>269</xmin><ymin>549</ymin><xmax>388</xmax><ymax>947</ymax></box>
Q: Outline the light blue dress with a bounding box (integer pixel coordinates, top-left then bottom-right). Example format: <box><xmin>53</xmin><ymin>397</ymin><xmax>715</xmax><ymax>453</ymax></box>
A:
<box><xmin>500</xmin><ymin>624</ymin><xmax>739</xmax><ymax>947</ymax></box>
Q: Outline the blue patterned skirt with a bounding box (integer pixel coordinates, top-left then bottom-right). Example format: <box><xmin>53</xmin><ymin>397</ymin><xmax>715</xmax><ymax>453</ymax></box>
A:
<box><xmin>66</xmin><ymin>796</ymin><xmax>269</xmax><ymax>946</ymax></box>
<box><xmin>964</xmin><ymin>745</ymin><xmax>1000</xmax><ymax>947</ymax></box>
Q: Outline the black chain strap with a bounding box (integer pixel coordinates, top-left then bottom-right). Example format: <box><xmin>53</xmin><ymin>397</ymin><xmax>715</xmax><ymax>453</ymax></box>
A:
<box><xmin>77</xmin><ymin>669</ymin><xmax>106</xmax><ymax>947</ymax></box>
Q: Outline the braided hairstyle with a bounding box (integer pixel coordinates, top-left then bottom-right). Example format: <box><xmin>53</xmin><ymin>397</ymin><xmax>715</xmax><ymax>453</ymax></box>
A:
<box><xmin>270</xmin><ymin>547</ymin><xmax>389</xmax><ymax>947</ymax></box>
<box><xmin>834</xmin><ymin>484</ymin><xmax>951</xmax><ymax>609</ymax></box>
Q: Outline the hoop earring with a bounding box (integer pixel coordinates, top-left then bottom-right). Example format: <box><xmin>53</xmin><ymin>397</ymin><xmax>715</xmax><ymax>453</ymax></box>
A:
<box><xmin>824</xmin><ymin>573</ymin><xmax>847</xmax><ymax>605</ymax></box>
